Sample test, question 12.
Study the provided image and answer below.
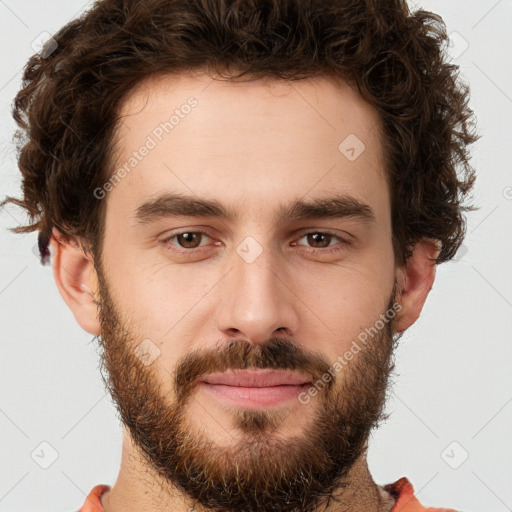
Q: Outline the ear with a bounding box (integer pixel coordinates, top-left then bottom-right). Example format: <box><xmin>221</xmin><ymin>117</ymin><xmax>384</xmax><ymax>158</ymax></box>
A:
<box><xmin>50</xmin><ymin>228</ymin><xmax>101</xmax><ymax>335</ymax></box>
<box><xmin>394</xmin><ymin>238</ymin><xmax>440</xmax><ymax>334</ymax></box>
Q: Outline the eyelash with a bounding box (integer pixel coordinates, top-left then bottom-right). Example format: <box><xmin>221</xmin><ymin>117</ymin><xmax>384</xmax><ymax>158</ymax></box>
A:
<box><xmin>160</xmin><ymin>229</ymin><xmax>351</xmax><ymax>255</ymax></box>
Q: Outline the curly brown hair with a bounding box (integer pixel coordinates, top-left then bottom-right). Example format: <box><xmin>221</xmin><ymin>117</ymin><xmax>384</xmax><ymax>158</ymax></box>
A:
<box><xmin>1</xmin><ymin>0</ymin><xmax>478</xmax><ymax>267</ymax></box>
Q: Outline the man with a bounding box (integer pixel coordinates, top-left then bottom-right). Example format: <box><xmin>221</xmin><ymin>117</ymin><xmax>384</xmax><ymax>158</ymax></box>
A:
<box><xmin>1</xmin><ymin>0</ymin><xmax>478</xmax><ymax>510</ymax></box>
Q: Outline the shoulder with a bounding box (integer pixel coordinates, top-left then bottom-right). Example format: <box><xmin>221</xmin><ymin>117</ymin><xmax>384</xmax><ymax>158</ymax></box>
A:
<box><xmin>78</xmin><ymin>484</ymin><xmax>111</xmax><ymax>512</ymax></box>
<box><xmin>384</xmin><ymin>477</ymin><xmax>461</xmax><ymax>512</ymax></box>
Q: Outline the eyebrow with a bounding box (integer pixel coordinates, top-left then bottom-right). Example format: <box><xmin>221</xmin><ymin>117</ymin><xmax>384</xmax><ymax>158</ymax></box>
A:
<box><xmin>134</xmin><ymin>192</ymin><xmax>376</xmax><ymax>226</ymax></box>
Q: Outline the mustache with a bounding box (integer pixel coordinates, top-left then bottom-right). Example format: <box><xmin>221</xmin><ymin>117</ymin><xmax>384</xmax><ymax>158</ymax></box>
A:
<box><xmin>173</xmin><ymin>337</ymin><xmax>334</xmax><ymax>402</ymax></box>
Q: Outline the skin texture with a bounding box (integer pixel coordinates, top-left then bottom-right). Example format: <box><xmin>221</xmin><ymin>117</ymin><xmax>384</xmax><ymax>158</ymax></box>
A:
<box><xmin>50</xmin><ymin>72</ymin><xmax>439</xmax><ymax>511</ymax></box>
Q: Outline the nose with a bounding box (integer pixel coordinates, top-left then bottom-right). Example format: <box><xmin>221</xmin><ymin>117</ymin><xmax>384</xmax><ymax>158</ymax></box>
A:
<box><xmin>215</xmin><ymin>238</ymin><xmax>300</xmax><ymax>345</ymax></box>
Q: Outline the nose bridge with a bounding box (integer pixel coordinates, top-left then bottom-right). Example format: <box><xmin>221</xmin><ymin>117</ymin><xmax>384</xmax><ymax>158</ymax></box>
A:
<box><xmin>215</xmin><ymin>234</ymin><xmax>298</xmax><ymax>343</ymax></box>
<box><xmin>234</xmin><ymin>234</ymin><xmax>279</xmax><ymax>289</ymax></box>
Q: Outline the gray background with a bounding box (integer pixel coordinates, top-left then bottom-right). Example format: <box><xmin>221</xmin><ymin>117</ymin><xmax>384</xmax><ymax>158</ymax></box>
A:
<box><xmin>1</xmin><ymin>1</ymin><xmax>511</xmax><ymax>511</ymax></box>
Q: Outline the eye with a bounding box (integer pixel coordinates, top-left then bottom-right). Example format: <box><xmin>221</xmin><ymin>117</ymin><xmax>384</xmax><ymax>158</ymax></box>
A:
<box><xmin>161</xmin><ymin>230</ymin><xmax>215</xmax><ymax>252</ymax></box>
<box><xmin>292</xmin><ymin>231</ymin><xmax>351</xmax><ymax>253</ymax></box>
<box><xmin>160</xmin><ymin>229</ymin><xmax>351</xmax><ymax>256</ymax></box>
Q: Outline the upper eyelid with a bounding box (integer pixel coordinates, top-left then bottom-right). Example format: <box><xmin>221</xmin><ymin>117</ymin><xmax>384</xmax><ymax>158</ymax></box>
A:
<box><xmin>294</xmin><ymin>228</ymin><xmax>351</xmax><ymax>239</ymax></box>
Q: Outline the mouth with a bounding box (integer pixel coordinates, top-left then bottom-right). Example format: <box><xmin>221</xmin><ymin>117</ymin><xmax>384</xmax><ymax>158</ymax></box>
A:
<box><xmin>199</xmin><ymin>369</ymin><xmax>312</xmax><ymax>409</ymax></box>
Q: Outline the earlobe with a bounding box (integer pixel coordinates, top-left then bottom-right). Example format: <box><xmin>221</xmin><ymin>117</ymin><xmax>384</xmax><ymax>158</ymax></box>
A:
<box><xmin>394</xmin><ymin>238</ymin><xmax>440</xmax><ymax>334</ymax></box>
<box><xmin>50</xmin><ymin>228</ymin><xmax>101</xmax><ymax>335</ymax></box>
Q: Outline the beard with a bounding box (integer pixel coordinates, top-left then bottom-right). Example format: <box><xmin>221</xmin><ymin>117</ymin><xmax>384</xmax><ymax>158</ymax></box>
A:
<box><xmin>94</xmin><ymin>262</ymin><xmax>401</xmax><ymax>512</ymax></box>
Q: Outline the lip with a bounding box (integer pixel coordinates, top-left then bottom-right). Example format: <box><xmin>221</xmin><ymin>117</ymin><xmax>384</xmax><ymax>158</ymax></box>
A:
<box><xmin>200</xmin><ymin>369</ymin><xmax>312</xmax><ymax>409</ymax></box>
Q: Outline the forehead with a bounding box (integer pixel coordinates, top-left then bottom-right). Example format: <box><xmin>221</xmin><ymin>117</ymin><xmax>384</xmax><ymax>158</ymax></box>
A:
<box><xmin>106</xmin><ymin>71</ymin><xmax>389</xmax><ymax>226</ymax></box>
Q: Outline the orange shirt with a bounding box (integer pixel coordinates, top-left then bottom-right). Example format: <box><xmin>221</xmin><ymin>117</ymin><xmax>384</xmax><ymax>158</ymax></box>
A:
<box><xmin>79</xmin><ymin>477</ymin><xmax>459</xmax><ymax>511</ymax></box>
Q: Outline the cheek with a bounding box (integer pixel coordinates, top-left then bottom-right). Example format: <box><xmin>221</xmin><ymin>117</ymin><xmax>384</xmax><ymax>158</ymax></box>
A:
<box><xmin>100</xmin><ymin>242</ymin><xmax>207</xmax><ymax>360</ymax></box>
<box><xmin>294</xmin><ymin>261</ymin><xmax>394</xmax><ymax>357</ymax></box>
<box><xmin>128</xmin><ymin>268</ymin><xmax>207</xmax><ymax>340</ymax></box>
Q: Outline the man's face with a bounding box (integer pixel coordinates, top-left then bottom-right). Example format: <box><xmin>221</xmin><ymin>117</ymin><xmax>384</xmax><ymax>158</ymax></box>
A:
<box><xmin>94</xmin><ymin>72</ymin><xmax>400</xmax><ymax>510</ymax></box>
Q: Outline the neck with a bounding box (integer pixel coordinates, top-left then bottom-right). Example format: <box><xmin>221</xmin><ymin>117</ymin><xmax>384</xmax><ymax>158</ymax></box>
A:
<box><xmin>100</xmin><ymin>430</ymin><xmax>395</xmax><ymax>512</ymax></box>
